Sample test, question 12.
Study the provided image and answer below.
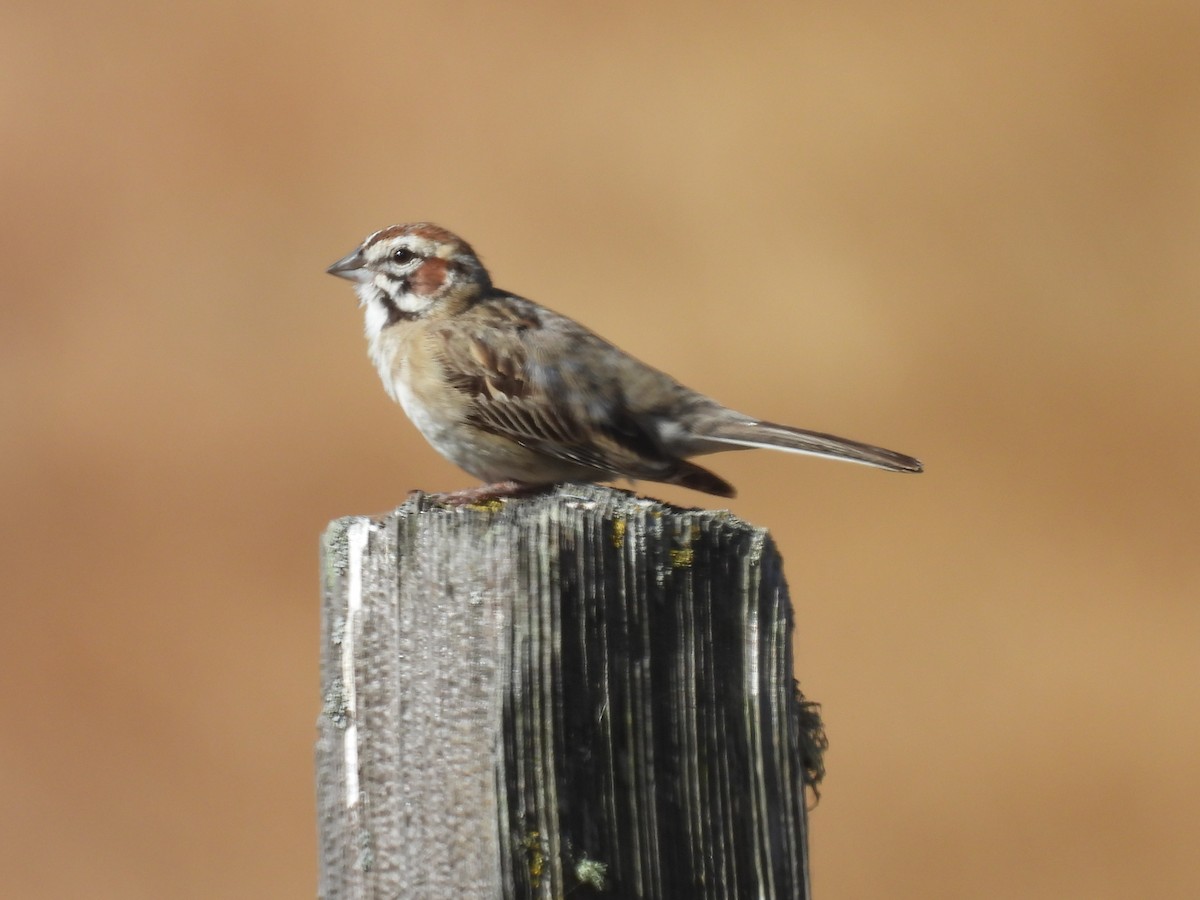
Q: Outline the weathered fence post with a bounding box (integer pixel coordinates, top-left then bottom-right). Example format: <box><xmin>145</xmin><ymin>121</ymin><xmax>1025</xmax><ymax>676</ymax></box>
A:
<box><xmin>317</xmin><ymin>483</ymin><xmax>824</xmax><ymax>899</ymax></box>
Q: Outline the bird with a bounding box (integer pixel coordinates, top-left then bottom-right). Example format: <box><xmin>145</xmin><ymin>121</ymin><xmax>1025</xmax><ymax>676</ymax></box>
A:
<box><xmin>327</xmin><ymin>222</ymin><xmax>922</xmax><ymax>502</ymax></box>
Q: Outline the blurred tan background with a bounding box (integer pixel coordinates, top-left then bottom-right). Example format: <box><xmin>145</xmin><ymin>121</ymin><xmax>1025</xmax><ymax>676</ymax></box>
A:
<box><xmin>3</xmin><ymin>1</ymin><xmax>1198</xmax><ymax>897</ymax></box>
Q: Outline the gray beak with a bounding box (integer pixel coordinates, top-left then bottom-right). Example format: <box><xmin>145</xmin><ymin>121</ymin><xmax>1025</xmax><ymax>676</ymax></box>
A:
<box><xmin>326</xmin><ymin>249</ymin><xmax>368</xmax><ymax>282</ymax></box>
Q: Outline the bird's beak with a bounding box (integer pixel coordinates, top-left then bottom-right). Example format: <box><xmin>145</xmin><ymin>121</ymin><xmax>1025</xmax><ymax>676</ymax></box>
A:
<box><xmin>326</xmin><ymin>249</ymin><xmax>369</xmax><ymax>282</ymax></box>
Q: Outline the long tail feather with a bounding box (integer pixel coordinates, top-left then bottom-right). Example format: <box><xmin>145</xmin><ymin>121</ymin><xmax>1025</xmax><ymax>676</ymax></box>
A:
<box><xmin>704</xmin><ymin>419</ymin><xmax>923</xmax><ymax>473</ymax></box>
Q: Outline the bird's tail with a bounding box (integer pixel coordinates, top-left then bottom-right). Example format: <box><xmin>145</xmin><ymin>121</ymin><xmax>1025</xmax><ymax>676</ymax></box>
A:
<box><xmin>700</xmin><ymin>418</ymin><xmax>923</xmax><ymax>473</ymax></box>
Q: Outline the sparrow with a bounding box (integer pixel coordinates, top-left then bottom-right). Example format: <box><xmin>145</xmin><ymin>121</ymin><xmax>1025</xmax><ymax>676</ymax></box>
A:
<box><xmin>327</xmin><ymin>223</ymin><xmax>922</xmax><ymax>501</ymax></box>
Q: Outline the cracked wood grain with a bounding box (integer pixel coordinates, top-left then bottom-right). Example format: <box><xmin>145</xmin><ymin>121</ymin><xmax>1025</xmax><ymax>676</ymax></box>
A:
<box><xmin>317</xmin><ymin>484</ymin><xmax>821</xmax><ymax>899</ymax></box>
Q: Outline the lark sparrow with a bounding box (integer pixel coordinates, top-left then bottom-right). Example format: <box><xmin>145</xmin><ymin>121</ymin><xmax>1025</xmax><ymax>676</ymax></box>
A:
<box><xmin>327</xmin><ymin>223</ymin><xmax>922</xmax><ymax>500</ymax></box>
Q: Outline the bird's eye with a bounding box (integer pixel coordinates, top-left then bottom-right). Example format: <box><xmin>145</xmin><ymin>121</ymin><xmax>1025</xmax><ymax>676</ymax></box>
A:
<box><xmin>393</xmin><ymin>247</ymin><xmax>418</xmax><ymax>265</ymax></box>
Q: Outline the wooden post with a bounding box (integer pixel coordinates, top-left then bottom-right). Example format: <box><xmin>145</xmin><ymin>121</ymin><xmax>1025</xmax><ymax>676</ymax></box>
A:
<box><xmin>317</xmin><ymin>484</ymin><xmax>824</xmax><ymax>899</ymax></box>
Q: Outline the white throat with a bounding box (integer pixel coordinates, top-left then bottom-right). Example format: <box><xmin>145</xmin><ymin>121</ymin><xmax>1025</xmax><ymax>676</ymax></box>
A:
<box><xmin>356</xmin><ymin>278</ymin><xmax>434</xmax><ymax>340</ymax></box>
<box><xmin>361</xmin><ymin>290</ymin><xmax>390</xmax><ymax>340</ymax></box>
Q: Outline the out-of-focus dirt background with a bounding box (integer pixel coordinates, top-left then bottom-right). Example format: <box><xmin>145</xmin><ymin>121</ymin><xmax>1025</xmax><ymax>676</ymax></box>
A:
<box><xmin>3</xmin><ymin>1</ymin><xmax>1197</xmax><ymax>897</ymax></box>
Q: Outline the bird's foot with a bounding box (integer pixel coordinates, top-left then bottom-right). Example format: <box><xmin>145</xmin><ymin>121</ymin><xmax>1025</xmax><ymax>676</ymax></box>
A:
<box><xmin>421</xmin><ymin>481</ymin><xmax>552</xmax><ymax>507</ymax></box>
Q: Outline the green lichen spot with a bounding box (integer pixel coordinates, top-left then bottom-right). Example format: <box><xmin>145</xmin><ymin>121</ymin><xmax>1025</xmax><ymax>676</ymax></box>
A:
<box><xmin>356</xmin><ymin>829</ymin><xmax>374</xmax><ymax>872</ymax></box>
<box><xmin>575</xmin><ymin>856</ymin><xmax>608</xmax><ymax>891</ymax></box>
<box><xmin>322</xmin><ymin>518</ymin><xmax>354</xmax><ymax>580</ymax></box>
<box><xmin>322</xmin><ymin>681</ymin><xmax>349</xmax><ymax>728</ymax></box>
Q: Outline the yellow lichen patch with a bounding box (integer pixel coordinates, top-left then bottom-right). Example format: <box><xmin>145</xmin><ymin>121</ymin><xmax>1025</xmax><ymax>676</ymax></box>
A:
<box><xmin>669</xmin><ymin>547</ymin><xmax>694</xmax><ymax>568</ymax></box>
<box><xmin>668</xmin><ymin>522</ymin><xmax>698</xmax><ymax>567</ymax></box>
<box><xmin>611</xmin><ymin>517</ymin><xmax>626</xmax><ymax>549</ymax></box>
<box><xmin>522</xmin><ymin>830</ymin><xmax>544</xmax><ymax>888</ymax></box>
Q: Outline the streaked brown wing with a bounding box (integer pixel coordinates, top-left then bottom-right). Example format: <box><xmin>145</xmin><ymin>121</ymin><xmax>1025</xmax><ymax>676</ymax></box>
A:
<box><xmin>432</xmin><ymin>298</ymin><xmax>679</xmax><ymax>481</ymax></box>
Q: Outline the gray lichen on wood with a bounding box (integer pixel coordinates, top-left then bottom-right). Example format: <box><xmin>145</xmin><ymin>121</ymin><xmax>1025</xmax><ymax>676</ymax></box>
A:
<box><xmin>317</xmin><ymin>483</ymin><xmax>822</xmax><ymax>899</ymax></box>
